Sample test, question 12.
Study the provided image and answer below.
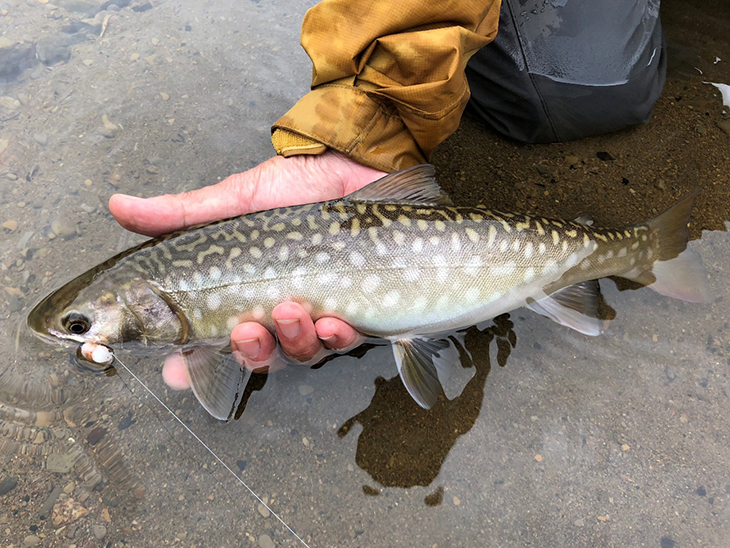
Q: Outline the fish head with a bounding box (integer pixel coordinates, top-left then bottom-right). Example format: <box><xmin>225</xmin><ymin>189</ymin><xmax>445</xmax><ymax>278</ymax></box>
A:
<box><xmin>28</xmin><ymin>266</ymin><xmax>185</xmax><ymax>350</ymax></box>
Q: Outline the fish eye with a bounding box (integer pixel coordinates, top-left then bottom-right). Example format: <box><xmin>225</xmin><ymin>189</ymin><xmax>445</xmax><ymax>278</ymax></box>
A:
<box><xmin>62</xmin><ymin>312</ymin><xmax>91</xmax><ymax>335</ymax></box>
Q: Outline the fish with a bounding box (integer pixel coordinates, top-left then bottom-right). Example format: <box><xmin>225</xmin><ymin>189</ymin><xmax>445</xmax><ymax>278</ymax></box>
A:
<box><xmin>27</xmin><ymin>165</ymin><xmax>713</xmax><ymax>420</ymax></box>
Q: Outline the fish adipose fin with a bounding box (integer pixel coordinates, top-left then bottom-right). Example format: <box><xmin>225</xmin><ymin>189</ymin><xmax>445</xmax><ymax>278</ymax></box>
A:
<box><xmin>629</xmin><ymin>190</ymin><xmax>713</xmax><ymax>303</ymax></box>
<box><xmin>392</xmin><ymin>336</ymin><xmax>462</xmax><ymax>409</ymax></box>
<box><xmin>527</xmin><ymin>281</ymin><xmax>603</xmax><ymax>336</ymax></box>
<box><xmin>181</xmin><ymin>347</ymin><xmax>249</xmax><ymax>421</ymax></box>
<box><xmin>346</xmin><ymin>164</ymin><xmax>453</xmax><ymax>206</ymax></box>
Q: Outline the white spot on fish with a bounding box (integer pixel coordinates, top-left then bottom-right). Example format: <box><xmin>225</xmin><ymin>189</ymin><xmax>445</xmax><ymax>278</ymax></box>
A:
<box><xmin>463</xmin><ymin>287</ymin><xmax>480</xmax><ymax>302</ymax></box>
<box><xmin>206</xmin><ymin>293</ymin><xmax>222</xmax><ymax>311</ymax></box>
<box><xmin>311</xmin><ymin>233</ymin><xmax>323</xmax><ymax>245</ymax></box>
<box><xmin>451</xmin><ymin>233</ymin><xmax>461</xmax><ymax>252</ymax></box>
<box><xmin>361</xmin><ymin>274</ymin><xmax>381</xmax><ymax>293</ymax></box>
<box><xmin>318</xmin><ymin>272</ymin><xmax>336</xmax><ymax>285</ymax></box>
<box><xmin>403</xmin><ymin>268</ymin><xmax>421</xmax><ymax>282</ymax></box>
<box><xmin>210</xmin><ymin>326</ymin><xmax>219</xmax><ymax>337</ymax></box>
<box><xmin>340</xmin><ymin>277</ymin><xmax>352</xmax><ymax>288</ymax></box>
<box><xmin>487</xmin><ymin>225</ymin><xmax>497</xmax><ymax>248</ymax></box>
<box><xmin>465</xmin><ymin>228</ymin><xmax>479</xmax><ymax>243</ymax></box>
<box><xmin>524</xmin><ymin>242</ymin><xmax>533</xmax><ymax>259</ymax></box>
<box><xmin>412</xmin><ymin>238</ymin><xmax>424</xmax><ymax>253</ymax></box>
<box><xmin>538</xmin><ymin>243</ymin><xmax>546</xmax><ymax>254</ymax></box>
<box><xmin>324</xmin><ymin>297</ymin><xmax>337</xmax><ymax>310</ymax></box>
<box><xmin>179</xmin><ymin>280</ymin><xmax>189</xmax><ymax>291</ymax></box>
<box><xmin>252</xmin><ymin>305</ymin><xmax>265</xmax><ymax>320</ymax></box>
<box><xmin>243</xmin><ymin>263</ymin><xmax>256</xmax><ymax>275</ymax></box>
<box><xmin>393</xmin><ymin>231</ymin><xmax>405</xmax><ymax>246</ymax></box>
<box><xmin>263</xmin><ymin>266</ymin><xmax>277</xmax><ymax>280</ymax></box>
<box><xmin>463</xmin><ymin>256</ymin><xmax>483</xmax><ymax>277</ymax></box>
<box><xmin>209</xmin><ymin>266</ymin><xmax>221</xmax><ymax>281</ymax></box>
<box><xmin>264</xmin><ymin>237</ymin><xmax>276</xmax><ymax>248</ymax></box>
<box><xmin>412</xmin><ymin>296</ymin><xmax>428</xmax><ymax>311</ymax></box>
<box><xmin>226</xmin><ymin>316</ymin><xmax>239</xmax><ymax>332</ymax></box>
<box><xmin>565</xmin><ymin>252</ymin><xmax>580</xmax><ymax>268</ymax></box>
<box><xmin>249</xmin><ymin>247</ymin><xmax>262</xmax><ymax>258</ymax></box>
<box><xmin>193</xmin><ymin>272</ymin><xmax>203</xmax><ymax>285</ymax></box>
<box><xmin>193</xmin><ymin>308</ymin><xmax>203</xmax><ymax>320</ymax></box>
<box><xmin>345</xmin><ymin>301</ymin><xmax>360</xmax><ymax>315</ymax></box>
<box><xmin>491</xmin><ymin>263</ymin><xmax>516</xmax><ymax>276</ymax></box>
<box><xmin>382</xmin><ymin>290</ymin><xmax>401</xmax><ymax>308</ymax></box>
<box><xmin>349</xmin><ymin>251</ymin><xmax>366</xmax><ymax>267</ymax></box>
<box><xmin>278</xmin><ymin>246</ymin><xmax>289</xmax><ymax>261</ymax></box>
<box><xmin>523</xmin><ymin>267</ymin><xmax>536</xmax><ymax>282</ymax></box>
<box><xmin>499</xmin><ymin>240</ymin><xmax>509</xmax><ymax>252</ymax></box>
<box><xmin>417</xmin><ymin>219</ymin><xmax>428</xmax><ymax>231</ymax></box>
<box><xmin>316</xmin><ymin>252</ymin><xmax>330</xmax><ymax>264</ymax></box>
<box><xmin>287</xmin><ymin>231</ymin><xmax>304</xmax><ymax>241</ymax></box>
<box><xmin>429</xmin><ymin>236</ymin><xmax>440</xmax><ymax>246</ymax></box>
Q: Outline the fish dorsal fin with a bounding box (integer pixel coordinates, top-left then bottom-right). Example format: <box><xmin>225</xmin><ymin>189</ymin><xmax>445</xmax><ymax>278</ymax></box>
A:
<box><xmin>526</xmin><ymin>281</ymin><xmax>603</xmax><ymax>336</ymax></box>
<box><xmin>181</xmin><ymin>347</ymin><xmax>248</xmax><ymax>421</ymax></box>
<box><xmin>346</xmin><ymin>165</ymin><xmax>453</xmax><ymax>206</ymax></box>
<box><xmin>392</xmin><ymin>336</ymin><xmax>463</xmax><ymax>408</ymax></box>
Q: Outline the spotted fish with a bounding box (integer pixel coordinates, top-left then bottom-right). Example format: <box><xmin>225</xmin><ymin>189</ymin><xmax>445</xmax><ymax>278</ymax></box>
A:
<box><xmin>27</xmin><ymin>166</ymin><xmax>712</xmax><ymax>419</ymax></box>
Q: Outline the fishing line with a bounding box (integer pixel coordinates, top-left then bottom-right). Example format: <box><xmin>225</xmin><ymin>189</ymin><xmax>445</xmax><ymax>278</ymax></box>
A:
<box><xmin>112</xmin><ymin>354</ymin><xmax>311</xmax><ymax>548</ymax></box>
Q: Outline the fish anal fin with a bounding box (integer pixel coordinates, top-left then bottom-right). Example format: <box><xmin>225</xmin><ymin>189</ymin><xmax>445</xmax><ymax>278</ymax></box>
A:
<box><xmin>527</xmin><ymin>281</ymin><xmax>603</xmax><ymax>336</ymax></box>
<box><xmin>346</xmin><ymin>165</ymin><xmax>453</xmax><ymax>206</ymax></box>
<box><xmin>392</xmin><ymin>336</ymin><xmax>463</xmax><ymax>409</ymax></box>
<box><xmin>181</xmin><ymin>347</ymin><xmax>248</xmax><ymax>421</ymax></box>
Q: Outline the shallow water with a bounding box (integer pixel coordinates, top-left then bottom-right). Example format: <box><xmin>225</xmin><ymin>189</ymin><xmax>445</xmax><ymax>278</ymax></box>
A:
<box><xmin>1</xmin><ymin>0</ymin><xmax>729</xmax><ymax>547</ymax></box>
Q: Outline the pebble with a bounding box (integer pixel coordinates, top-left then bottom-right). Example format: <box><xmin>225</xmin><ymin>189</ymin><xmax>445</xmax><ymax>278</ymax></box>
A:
<box><xmin>534</xmin><ymin>454</ymin><xmax>543</xmax><ymax>463</ymax></box>
<box><xmin>621</xmin><ymin>444</ymin><xmax>630</xmax><ymax>451</ymax></box>
<box><xmin>100</xmin><ymin>114</ymin><xmax>119</xmax><ymax>138</ymax></box>
<box><xmin>452</xmin><ymin>496</ymin><xmax>460</xmax><ymax>506</ymax></box>
<box><xmin>130</xmin><ymin>53</ymin><xmax>140</xmax><ymax>62</ymax></box>
<box><xmin>63</xmin><ymin>482</ymin><xmax>75</xmax><ymax>494</ymax></box>
<box><xmin>2</xmin><ymin>220</ymin><xmax>18</xmax><ymax>232</ymax></box>
<box><xmin>23</xmin><ymin>535</ymin><xmax>41</xmax><ymax>547</ymax></box>
<box><xmin>46</xmin><ymin>452</ymin><xmax>74</xmax><ymax>473</ymax></box>
<box><xmin>151</xmin><ymin>37</ymin><xmax>160</xmax><ymax>46</ymax></box>
<box><xmin>92</xmin><ymin>525</ymin><xmax>107</xmax><ymax>540</ymax></box>
<box><xmin>565</xmin><ymin>155</ymin><xmax>580</xmax><ymax>166</ymax></box>
<box><xmin>50</xmin><ymin>219</ymin><xmax>76</xmax><ymax>239</ymax></box>
<box><xmin>257</xmin><ymin>503</ymin><xmax>270</xmax><ymax>518</ymax></box>
<box><xmin>258</xmin><ymin>534</ymin><xmax>275</xmax><ymax>548</ymax></box>
<box><xmin>298</xmin><ymin>385</ymin><xmax>314</xmax><ymax>396</ymax></box>
<box><xmin>573</xmin><ymin>518</ymin><xmax>585</xmax><ymax>527</ymax></box>
<box><xmin>33</xmin><ymin>133</ymin><xmax>48</xmax><ymax>145</ymax></box>
<box><xmin>82</xmin><ymin>59</ymin><xmax>93</xmax><ymax>66</ymax></box>
<box><xmin>0</xmin><ymin>138</ymin><xmax>10</xmax><ymax>155</ymax></box>
<box><xmin>0</xmin><ymin>96</ymin><xmax>20</xmax><ymax>110</ymax></box>
<box><xmin>0</xmin><ymin>476</ymin><xmax>18</xmax><ymax>496</ymax></box>
<box><xmin>39</xmin><ymin>485</ymin><xmax>64</xmax><ymax>519</ymax></box>
<box><xmin>716</xmin><ymin>119</ymin><xmax>730</xmax><ymax>136</ymax></box>
<box><xmin>160</xmin><ymin>92</ymin><xmax>169</xmax><ymax>101</ymax></box>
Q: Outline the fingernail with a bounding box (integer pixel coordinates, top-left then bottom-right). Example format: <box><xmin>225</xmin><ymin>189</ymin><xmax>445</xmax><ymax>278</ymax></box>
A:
<box><xmin>275</xmin><ymin>319</ymin><xmax>300</xmax><ymax>339</ymax></box>
<box><xmin>319</xmin><ymin>334</ymin><xmax>338</xmax><ymax>347</ymax></box>
<box><xmin>235</xmin><ymin>338</ymin><xmax>261</xmax><ymax>360</ymax></box>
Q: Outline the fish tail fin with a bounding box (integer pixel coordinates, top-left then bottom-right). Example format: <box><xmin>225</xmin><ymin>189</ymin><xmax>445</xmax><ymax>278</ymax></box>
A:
<box><xmin>628</xmin><ymin>190</ymin><xmax>713</xmax><ymax>303</ymax></box>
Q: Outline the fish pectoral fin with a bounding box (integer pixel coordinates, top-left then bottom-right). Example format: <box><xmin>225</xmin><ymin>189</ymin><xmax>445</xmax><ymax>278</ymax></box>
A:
<box><xmin>181</xmin><ymin>347</ymin><xmax>249</xmax><ymax>421</ymax></box>
<box><xmin>392</xmin><ymin>336</ymin><xmax>462</xmax><ymax>409</ymax></box>
<box><xmin>345</xmin><ymin>164</ymin><xmax>453</xmax><ymax>206</ymax></box>
<box><xmin>527</xmin><ymin>281</ymin><xmax>603</xmax><ymax>336</ymax></box>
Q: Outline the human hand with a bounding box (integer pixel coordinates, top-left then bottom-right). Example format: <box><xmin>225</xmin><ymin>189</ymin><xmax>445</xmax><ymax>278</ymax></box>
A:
<box><xmin>109</xmin><ymin>151</ymin><xmax>386</xmax><ymax>387</ymax></box>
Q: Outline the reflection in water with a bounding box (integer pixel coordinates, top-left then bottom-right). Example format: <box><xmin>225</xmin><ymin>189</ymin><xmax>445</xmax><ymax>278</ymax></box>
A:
<box><xmin>338</xmin><ymin>315</ymin><xmax>516</xmax><ymax>494</ymax></box>
<box><xmin>0</xmin><ymin>359</ymin><xmax>145</xmax><ymax>504</ymax></box>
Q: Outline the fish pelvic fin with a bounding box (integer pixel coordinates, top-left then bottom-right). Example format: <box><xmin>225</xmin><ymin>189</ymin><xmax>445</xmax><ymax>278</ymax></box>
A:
<box><xmin>181</xmin><ymin>347</ymin><xmax>249</xmax><ymax>421</ymax></box>
<box><xmin>392</xmin><ymin>336</ymin><xmax>462</xmax><ymax>409</ymax></box>
<box><xmin>629</xmin><ymin>191</ymin><xmax>713</xmax><ymax>303</ymax></box>
<box><xmin>527</xmin><ymin>281</ymin><xmax>603</xmax><ymax>336</ymax></box>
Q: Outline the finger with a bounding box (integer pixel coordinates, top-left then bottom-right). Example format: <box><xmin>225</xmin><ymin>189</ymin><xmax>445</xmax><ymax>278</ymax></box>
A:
<box><xmin>314</xmin><ymin>317</ymin><xmax>362</xmax><ymax>350</ymax></box>
<box><xmin>231</xmin><ymin>322</ymin><xmax>278</xmax><ymax>372</ymax></box>
<box><xmin>109</xmin><ymin>175</ymin><xmax>256</xmax><ymax>237</ymax></box>
<box><xmin>271</xmin><ymin>302</ymin><xmax>323</xmax><ymax>363</ymax></box>
<box><xmin>162</xmin><ymin>353</ymin><xmax>191</xmax><ymax>390</ymax></box>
